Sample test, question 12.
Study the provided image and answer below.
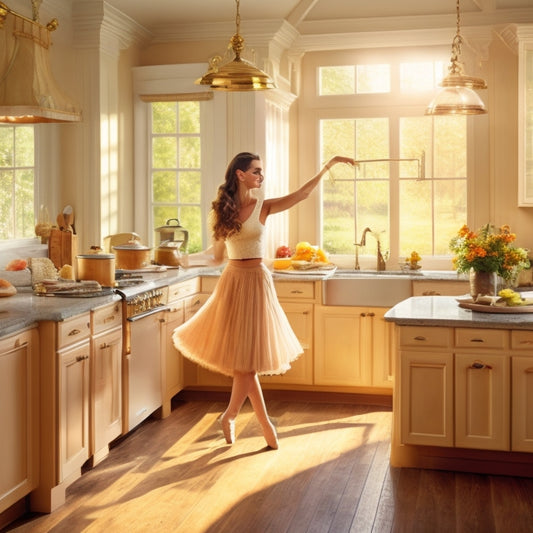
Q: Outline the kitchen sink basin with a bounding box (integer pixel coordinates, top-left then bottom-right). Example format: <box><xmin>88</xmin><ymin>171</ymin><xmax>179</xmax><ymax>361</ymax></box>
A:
<box><xmin>323</xmin><ymin>272</ymin><xmax>412</xmax><ymax>307</ymax></box>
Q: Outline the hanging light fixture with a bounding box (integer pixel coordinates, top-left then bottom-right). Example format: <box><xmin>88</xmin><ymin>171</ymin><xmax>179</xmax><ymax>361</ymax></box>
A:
<box><xmin>426</xmin><ymin>0</ymin><xmax>487</xmax><ymax>116</ymax></box>
<box><xmin>0</xmin><ymin>1</ymin><xmax>81</xmax><ymax>123</ymax></box>
<box><xmin>196</xmin><ymin>0</ymin><xmax>276</xmax><ymax>91</ymax></box>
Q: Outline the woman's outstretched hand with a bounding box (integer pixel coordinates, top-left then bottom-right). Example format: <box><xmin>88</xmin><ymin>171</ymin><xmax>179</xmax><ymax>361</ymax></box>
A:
<box><xmin>323</xmin><ymin>155</ymin><xmax>357</xmax><ymax>170</ymax></box>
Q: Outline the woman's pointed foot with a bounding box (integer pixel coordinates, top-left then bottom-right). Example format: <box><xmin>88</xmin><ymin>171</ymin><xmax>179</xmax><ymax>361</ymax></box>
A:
<box><xmin>220</xmin><ymin>415</ymin><xmax>235</xmax><ymax>444</ymax></box>
<box><xmin>264</xmin><ymin>422</ymin><xmax>279</xmax><ymax>449</ymax></box>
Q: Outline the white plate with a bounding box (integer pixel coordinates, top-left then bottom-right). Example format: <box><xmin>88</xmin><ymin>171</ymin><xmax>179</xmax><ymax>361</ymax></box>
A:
<box><xmin>274</xmin><ymin>265</ymin><xmax>337</xmax><ymax>276</ymax></box>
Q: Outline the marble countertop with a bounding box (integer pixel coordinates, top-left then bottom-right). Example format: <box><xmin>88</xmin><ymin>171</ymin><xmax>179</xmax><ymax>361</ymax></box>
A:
<box><xmin>385</xmin><ymin>295</ymin><xmax>533</xmax><ymax>330</ymax></box>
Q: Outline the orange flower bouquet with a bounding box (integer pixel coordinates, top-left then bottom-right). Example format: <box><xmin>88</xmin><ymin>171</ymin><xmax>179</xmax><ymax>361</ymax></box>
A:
<box><xmin>449</xmin><ymin>224</ymin><xmax>529</xmax><ymax>282</ymax></box>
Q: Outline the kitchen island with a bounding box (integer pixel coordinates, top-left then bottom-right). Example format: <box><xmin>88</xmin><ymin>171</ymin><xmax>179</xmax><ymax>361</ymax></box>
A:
<box><xmin>385</xmin><ymin>295</ymin><xmax>533</xmax><ymax>477</ymax></box>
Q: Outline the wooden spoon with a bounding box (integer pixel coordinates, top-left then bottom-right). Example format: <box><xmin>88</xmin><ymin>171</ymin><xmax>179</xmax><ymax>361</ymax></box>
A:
<box><xmin>63</xmin><ymin>205</ymin><xmax>74</xmax><ymax>233</ymax></box>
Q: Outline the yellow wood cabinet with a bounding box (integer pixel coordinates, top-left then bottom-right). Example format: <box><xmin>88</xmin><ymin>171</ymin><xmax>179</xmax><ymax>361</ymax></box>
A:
<box><xmin>261</xmin><ymin>301</ymin><xmax>314</xmax><ymax>386</ymax></box>
<box><xmin>33</xmin><ymin>313</ymin><xmax>91</xmax><ymax>513</ymax></box>
<box><xmin>398</xmin><ymin>326</ymin><xmax>454</xmax><ymax>447</ymax></box>
<box><xmin>454</xmin><ymin>328</ymin><xmax>510</xmax><ymax>451</ymax></box>
<box><xmin>90</xmin><ymin>301</ymin><xmax>123</xmax><ymax>464</ymax></box>
<box><xmin>314</xmin><ymin>306</ymin><xmax>393</xmax><ymax>390</ymax></box>
<box><xmin>396</xmin><ymin>325</ymin><xmax>533</xmax><ymax>453</ymax></box>
<box><xmin>58</xmin><ymin>339</ymin><xmax>90</xmax><ymax>482</ymax></box>
<box><xmin>0</xmin><ymin>328</ymin><xmax>39</xmax><ymax>515</ymax></box>
<box><xmin>511</xmin><ymin>330</ymin><xmax>533</xmax><ymax>452</ymax></box>
<box><xmin>411</xmin><ymin>279</ymin><xmax>469</xmax><ymax>296</ymax></box>
<box><xmin>160</xmin><ymin>299</ymin><xmax>185</xmax><ymax>417</ymax></box>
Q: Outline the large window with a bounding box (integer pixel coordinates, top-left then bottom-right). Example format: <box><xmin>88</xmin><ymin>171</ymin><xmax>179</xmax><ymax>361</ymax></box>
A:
<box><xmin>150</xmin><ymin>101</ymin><xmax>202</xmax><ymax>253</ymax></box>
<box><xmin>0</xmin><ymin>125</ymin><xmax>35</xmax><ymax>240</ymax></box>
<box><xmin>315</xmin><ymin>51</ymin><xmax>468</xmax><ymax>265</ymax></box>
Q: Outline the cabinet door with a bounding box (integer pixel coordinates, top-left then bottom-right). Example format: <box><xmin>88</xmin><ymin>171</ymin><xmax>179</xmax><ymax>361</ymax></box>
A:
<box><xmin>400</xmin><ymin>350</ymin><xmax>454</xmax><ymax>447</ymax></box>
<box><xmin>314</xmin><ymin>306</ymin><xmax>371</xmax><ymax>386</ymax></box>
<box><xmin>91</xmin><ymin>327</ymin><xmax>122</xmax><ymax>460</ymax></box>
<box><xmin>261</xmin><ymin>302</ymin><xmax>314</xmax><ymax>385</ymax></box>
<box><xmin>370</xmin><ymin>308</ymin><xmax>394</xmax><ymax>389</ymax></box>
<box><xmin>512</xmin><ymin>355</ymin><xmax>533</xmax><ymax>452</ymax></box>
<box><xmin>0</xmin><ymin>329</ymin><xmax>39</xmax><ymax>513</ymax></box>
<box><xmin>59</xmin><ymin>341</ymin><xmax>90</xmax><ymax>481</ymax></box>
<box><xmin>161</xmin><ymin>301</ymin><xmax>185</xmax><ymax>418</ymax></box>
<box><xmin>455</xmin><ymin>353</ymin><xmax>510</xmax><ymax>451</ymax></box>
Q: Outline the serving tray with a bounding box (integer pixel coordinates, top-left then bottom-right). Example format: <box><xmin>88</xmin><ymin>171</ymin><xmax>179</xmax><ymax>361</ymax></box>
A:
<box><xmin>458</xmin><ymin>298</ymin><xmax>533</xmax><ymax>314</ymax></box>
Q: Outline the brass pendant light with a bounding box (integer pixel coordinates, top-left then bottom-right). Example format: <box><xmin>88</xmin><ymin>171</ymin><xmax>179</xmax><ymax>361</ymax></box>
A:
<box><xmin>196</xmin><ymin>0</ymin><xmax>276</xmax><ymax>91</ymax></box>
<box><xmin>426</xmin><ymin>0</ymin><xmax>487</xmax><ymax>116</ymax></box>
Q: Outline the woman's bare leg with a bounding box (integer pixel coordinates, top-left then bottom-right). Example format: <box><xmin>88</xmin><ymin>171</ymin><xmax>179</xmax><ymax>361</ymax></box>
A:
<box><xmin>220</xmin><ymin>372</ymin><xmax>278</xmax><ymax>448</ymax></box>
<box><xmin>220</xmin><ymin>371</ymin><xmax>251</xmax><ymax>443</ymax></box>
<box><xmin>247</xmin><ymin>373</ymin><xmax>278</xmax><ymax>449</ymax></box>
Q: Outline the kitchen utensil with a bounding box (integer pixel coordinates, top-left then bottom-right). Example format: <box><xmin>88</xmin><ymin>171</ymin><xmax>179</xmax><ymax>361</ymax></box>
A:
<box><xmin>154</xmin><ymin>219</ymin><xmax>189</xmax><ymax>252</ymax></box>
<box><xmin>154</xmin><ymin>240</ymin><xmax>182</xmax><ymax>266</ymax></box>
<box><xmin>63</xmin><ymin>205</ymin><xmax>74</xmax><ymax>233</ymax></box>
<box><xmin>113</xmin><ymin>241</ymin><xmax>152</xmax><ymax>270</ymax></box>
<box><xmin>77</xmin><ymin>251</ymin><xmax>116</xmax><ymax>286</ymax></box>
<box><xmin>103</xmin><ymin>233</ymin><xmax>141</xmax><ymax>253</ymax></box>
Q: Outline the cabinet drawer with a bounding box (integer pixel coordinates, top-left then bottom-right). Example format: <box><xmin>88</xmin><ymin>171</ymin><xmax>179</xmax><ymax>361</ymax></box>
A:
<box><xmin>455</xmin><ymin>328</ymin><xmax>508</xmax><ymax>350</ymax></box>
<box><xmin>275</xmin><ymin>281</ymin><xmax>315</xmax><ymax>300</ymax></box>
<box><xmin>399</xmin><ymin>326</ymin><xmax>453</xmax><ymax>348</ymax></box>
<box><xmin>92</xmin><ymin>302</ymin><xmax>122</xmax><ymax>335</ymax></box>
<box><xmin>57</xmin><ymin>313</ymin><xmax>91</xmax><ymax>348</ymax></box>
<box><xmin>201</xmin><ymin>276</ymin><xmax>218</xmax><ymax>293</ymax></box>
<box><xmin>511</xmin><ymin>330</ymin><xmax>533</xmax><ymax>352</ymax></box>
<box><xmin>168</xmin><ymin>278</ymin><xmax>200</xmax><ymax>302</ymax></box>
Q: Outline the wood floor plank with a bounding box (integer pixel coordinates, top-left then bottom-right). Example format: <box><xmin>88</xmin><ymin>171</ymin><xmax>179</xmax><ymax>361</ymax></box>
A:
<box><xmin>5</xmin><ymin>395</ymin><xmax>533</xmax><ymax>533</ymax></box>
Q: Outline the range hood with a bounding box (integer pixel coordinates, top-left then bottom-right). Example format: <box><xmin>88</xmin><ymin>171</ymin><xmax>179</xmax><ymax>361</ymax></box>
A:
<box><xmin>0</xmin><ymin>1</ymin><xmax>81</xmax><ymax>123</ymax></box>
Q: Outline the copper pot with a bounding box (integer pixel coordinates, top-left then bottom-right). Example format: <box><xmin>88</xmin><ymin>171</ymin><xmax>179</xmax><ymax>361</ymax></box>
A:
<box><xmin>77</xmin><ymin>253</ymin><xmax>115</xmax><ymax>286</ymax></box>
<box><xmin>113</xmin><ymin>242</ymin><xmax>152</xmax><ymax>270</ymax></box>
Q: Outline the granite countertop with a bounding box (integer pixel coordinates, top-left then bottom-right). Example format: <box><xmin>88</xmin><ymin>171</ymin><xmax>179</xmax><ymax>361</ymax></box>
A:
<box><xmin>385</xmin><ymin>295</ymin><xmax>533</xmax><ymax>330</ymax></box>
<box><xmin>0</xmin><ymin>267</ymin><xmax>205</xmax><ymax>338</ymax></box>
<box><xmin>0</xmin><ymin>266</ymin><xmax>476</xmax><ymax>338</ymax></box>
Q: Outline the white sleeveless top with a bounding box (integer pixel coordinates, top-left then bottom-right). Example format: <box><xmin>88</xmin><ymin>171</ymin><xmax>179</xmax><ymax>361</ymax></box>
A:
<box><xmin>225</xmin><ymin>198</ymin><xmax>266</xmax><ymax>259</ymax></box>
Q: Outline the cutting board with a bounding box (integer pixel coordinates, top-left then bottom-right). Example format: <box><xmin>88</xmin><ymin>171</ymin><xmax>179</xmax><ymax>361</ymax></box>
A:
<box><xmin>48</xmin><ymin>229</ymin><xmax>78</xmax><ymax>273</ymax></box>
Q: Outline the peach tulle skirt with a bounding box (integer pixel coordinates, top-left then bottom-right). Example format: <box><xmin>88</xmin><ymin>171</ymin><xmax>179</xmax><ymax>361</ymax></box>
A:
<box><xmin>172</xmin><ymin>262</ymin><xmax>303</xmax><ymax>377</ymax></box>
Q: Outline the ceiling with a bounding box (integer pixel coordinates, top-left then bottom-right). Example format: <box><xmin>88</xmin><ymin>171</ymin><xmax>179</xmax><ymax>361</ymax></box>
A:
<box><xmin>104</xmin><ymin>0</ymin><xmax>533</xmax><ymax>33</ymax></box>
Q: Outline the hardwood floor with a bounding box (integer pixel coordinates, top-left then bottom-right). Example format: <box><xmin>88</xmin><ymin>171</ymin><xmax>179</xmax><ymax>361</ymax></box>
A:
<box><xmin>5</xmin><ymin>392</ymin><xmax>533</xmax><ymax>533</ymax></box>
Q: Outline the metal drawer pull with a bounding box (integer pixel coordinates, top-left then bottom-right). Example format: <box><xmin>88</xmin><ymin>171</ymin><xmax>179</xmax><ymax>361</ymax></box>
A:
<box><xmin>470</xmin><ymin>360</ymin><xmax>492</xmax><ymax>370</ymax></box>
<box><xmin>469</xmin><ymin>338</ymin><xmax>485</xmax><ymax>343</ymax></box>
<box><xmin>68</xmin><ymin>328</ymin><xmax>81</xmax><ymax>336</ymax></box>
<box><xmin>518</xmin><ymin>340</ymin><xmax>533</xmax><ymax>346</ymax></box>
<box><xmin>76</xmin><ymin>354</ymin><xmax>89</xmax><ymax>362</ymax></box>
<box><xmin>290</xmin><ymin>290</ymin><xmax>304</xmax><ymax>294</ymax></box>
<box><xmin>525</xmin><ymin>368</ymin><xmax>533</xmax><ymax>374</ymax></box>
<box><xmin>414</xmin><ymin>336</ymin><xmax>427</xmax><ymax>341</ymax></box>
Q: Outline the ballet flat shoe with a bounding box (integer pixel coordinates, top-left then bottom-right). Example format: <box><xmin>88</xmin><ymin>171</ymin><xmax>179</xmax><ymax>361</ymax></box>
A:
<box><xmin>220</xmin><ymin>416</ymin><xmax>235</xmax><ymax>444</ymax></box>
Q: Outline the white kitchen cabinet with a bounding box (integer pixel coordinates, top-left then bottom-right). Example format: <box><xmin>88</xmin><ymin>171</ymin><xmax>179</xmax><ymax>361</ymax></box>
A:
<box><xmin>90</xmin><ymin>301</ymin><xmax>123</xmax><ymax>464</ymax></box>
<box><xmin>314</xmin><ymin>305</ymin><xmax>393</xmax><ymax>391</ymax></box>
<box><xmin>0</xmin><ymin>328</ymin><xmax>39</xmax><ymax>515</ymax></box>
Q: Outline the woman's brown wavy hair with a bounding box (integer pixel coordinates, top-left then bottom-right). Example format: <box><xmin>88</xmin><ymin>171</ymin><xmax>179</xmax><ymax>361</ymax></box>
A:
<box><xmin>211</xmin><ymin>152</ymin><xmax>260</xmax><ymax>240</ymax></box>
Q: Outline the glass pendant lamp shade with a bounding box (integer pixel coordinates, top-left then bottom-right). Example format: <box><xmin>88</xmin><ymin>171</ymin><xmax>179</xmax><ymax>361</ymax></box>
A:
<box><xmin>426</xmin><ymin>86</ymin><xmax>487</xmax><ymax>115</ymax></box>
<box><xmin>425</xmin><ymin>0</ymin><xmax>487</xmax><ymax>116</ymax></box>
<box><xmin>196</xmin><ymin>0</ymin><xmax>276</xmax><ymax>91</ymax></box>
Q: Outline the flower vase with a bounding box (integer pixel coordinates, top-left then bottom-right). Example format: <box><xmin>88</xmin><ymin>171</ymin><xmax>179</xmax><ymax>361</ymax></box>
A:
<box><xmin>469</xmin><ymin>270</ymin><xmax>498</xmax><ymax>298</ymax></box>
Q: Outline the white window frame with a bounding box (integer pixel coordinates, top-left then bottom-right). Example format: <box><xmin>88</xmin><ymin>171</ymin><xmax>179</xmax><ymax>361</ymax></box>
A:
<box><xmin>132</xmin><ymin>64</ymin><xmax>227</xmax><ymax>249</ymax></box>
